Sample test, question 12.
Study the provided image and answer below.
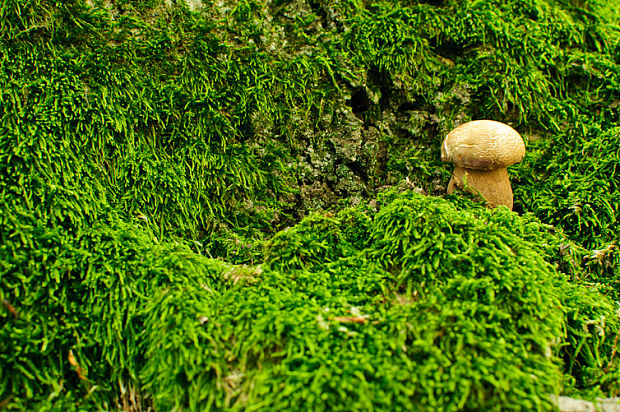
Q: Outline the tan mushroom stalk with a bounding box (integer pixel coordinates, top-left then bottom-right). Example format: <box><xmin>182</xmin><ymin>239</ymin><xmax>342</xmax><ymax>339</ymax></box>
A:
<box><xmin>441</xmin><ymin>120</ymin><xmax>525</xmax><ymax>210</ymax></box>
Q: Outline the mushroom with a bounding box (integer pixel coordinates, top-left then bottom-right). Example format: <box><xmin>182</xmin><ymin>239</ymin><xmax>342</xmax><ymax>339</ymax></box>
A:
<box><xmin>441</xmin><ymin>120</ymin><xmax>525</xmax><ymax>210</ymax></box>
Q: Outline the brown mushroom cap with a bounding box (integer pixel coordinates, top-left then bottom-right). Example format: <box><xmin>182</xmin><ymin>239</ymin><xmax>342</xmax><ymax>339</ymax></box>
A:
<box><xmin>441</xmin><ymin>120</ymin><xmax>525</xmax><ymax>170</ymax></box>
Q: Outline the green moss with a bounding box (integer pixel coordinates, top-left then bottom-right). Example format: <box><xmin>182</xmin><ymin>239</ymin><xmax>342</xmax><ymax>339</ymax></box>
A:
<box><xmin>1</xmin><ymin>0</ymin><xmax>619</xmax><ymax>409</ymax></box>
<box><xmin>516</xmin><ymin>126</ymin><xmax>620</xmax><ymax>247</ymax></box>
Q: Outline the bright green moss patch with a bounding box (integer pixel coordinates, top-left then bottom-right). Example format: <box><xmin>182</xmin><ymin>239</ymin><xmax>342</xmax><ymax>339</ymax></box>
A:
<box><xmin>1</xmin><ymin>0</ymin><xmax>620</xmax><ymax>409</ymax></box>
<box><xmin>517</xmin><ymin>126</ymin><xmax>620</xmax><ymax>249</ymax></box>
<box><xmin>5</xmin><ymin>189</ymin><xmax>618</xmax><ymax>410</ymax></box>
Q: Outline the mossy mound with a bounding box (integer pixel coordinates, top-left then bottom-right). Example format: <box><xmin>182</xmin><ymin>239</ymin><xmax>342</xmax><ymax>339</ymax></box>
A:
<box><xmin>1</xmin><ymin>0</ymin><xmax>619</xmax><ymax>410</ymax></box>
<box><xmin>2</xmin><ymin>188</ymin><xmax>619</xmax><ymax>410</ymax></box>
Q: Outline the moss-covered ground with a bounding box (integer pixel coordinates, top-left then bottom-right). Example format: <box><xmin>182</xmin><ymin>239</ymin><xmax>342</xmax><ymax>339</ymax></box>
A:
<box><xmin>1</xmin><ymin>0</ymin><xmax>619</xmax><ymax>410</ymax></box>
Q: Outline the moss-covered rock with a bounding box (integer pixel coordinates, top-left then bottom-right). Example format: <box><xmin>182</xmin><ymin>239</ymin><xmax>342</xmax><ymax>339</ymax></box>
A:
<box><xmin>1</xmin><ymin>0</ymin><xmax>619</xmax><ymax>409</ymax></box>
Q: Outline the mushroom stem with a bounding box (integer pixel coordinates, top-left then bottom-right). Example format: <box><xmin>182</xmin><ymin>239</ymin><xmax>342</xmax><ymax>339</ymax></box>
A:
<box><xmin>447</xmin><ymin>166</ymin><xmax>514</xmax><ymax>210</ymax></box>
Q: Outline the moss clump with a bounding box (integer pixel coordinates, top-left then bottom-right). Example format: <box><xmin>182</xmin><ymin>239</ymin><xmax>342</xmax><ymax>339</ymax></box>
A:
<box><xmin>1</xmin><ymin>0</ymin><xmax>620</xmax><ymax>410</ymax></box>
<box><xmin>516</xmin><ymin>125</ymin><xmax>620</xmax><ymax>256</ymax></box>
<box><xmin>2</xmin><ymin>195</ymin><xmax>619</xmax><ymax>410</ymax></box>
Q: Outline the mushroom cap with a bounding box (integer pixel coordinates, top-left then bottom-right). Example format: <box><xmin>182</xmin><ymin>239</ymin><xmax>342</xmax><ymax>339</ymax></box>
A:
<box><xmin>441</xmin><ymin>120</ymin><xmax>525</xmax><ymax>170</ymax></box>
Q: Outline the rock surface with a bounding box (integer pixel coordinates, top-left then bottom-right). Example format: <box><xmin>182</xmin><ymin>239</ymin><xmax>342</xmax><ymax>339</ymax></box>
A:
<box><xmin>555</xmin><ymin>396</ymin><xmax>620</xmax><ymax>412</ymax></box>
